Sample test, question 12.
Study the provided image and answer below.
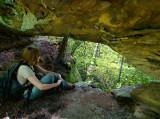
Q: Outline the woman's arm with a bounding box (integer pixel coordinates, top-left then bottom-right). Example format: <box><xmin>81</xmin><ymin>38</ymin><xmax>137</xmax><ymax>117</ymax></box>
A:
<box><xmin>36</xmin><ymin>65</ymin><xmax>59</xmax><ymax>75</ymax></box>
<box><xmin>28</xmin><ymin>76</ymin><xmax>61</xmax><ymax>90</ymax></box>
<box><xmin>36</xmin><ymin>65</ymin><xmax>62</xmax><ymax>79</ymax></box>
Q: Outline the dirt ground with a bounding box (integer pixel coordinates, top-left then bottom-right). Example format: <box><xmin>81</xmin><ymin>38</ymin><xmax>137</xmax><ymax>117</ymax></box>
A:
<box><xmin>0</xmin><ymin>86</ymin><xmax>136</xmax><ymax>119</ymax></box>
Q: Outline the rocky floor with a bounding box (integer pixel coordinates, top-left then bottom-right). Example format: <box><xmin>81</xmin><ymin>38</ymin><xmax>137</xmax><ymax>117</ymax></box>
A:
<box><xmin>0</xmin><ymin>84</ymin><xmax>136</xmax><ymax>119</ymax></box>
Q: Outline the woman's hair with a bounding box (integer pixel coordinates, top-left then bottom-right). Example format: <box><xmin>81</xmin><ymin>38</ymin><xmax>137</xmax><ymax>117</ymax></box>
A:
<box><xmin>22</xmin><ymin>47</ymin><xmax>40</xmax><ymax>66</ymax></box>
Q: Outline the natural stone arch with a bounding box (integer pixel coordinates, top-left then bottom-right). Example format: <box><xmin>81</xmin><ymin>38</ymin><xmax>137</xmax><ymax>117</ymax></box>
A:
<box><xmin>0</xmin><ymin>0</ymin><xmax>160</xmax><ymax>79</ymax></box>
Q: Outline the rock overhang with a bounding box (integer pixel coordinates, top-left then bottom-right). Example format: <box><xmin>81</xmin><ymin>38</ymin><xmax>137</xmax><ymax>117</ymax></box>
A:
<box><xmin>0</xmin><ymin>0</ymin><xmax>160</xmax><ymax>79</ymax></box>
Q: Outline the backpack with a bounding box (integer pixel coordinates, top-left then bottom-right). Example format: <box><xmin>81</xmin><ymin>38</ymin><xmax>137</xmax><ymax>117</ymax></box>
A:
<box><xmin>0</xmin><ymin>61</ymin><xmax>34</xmax><ymax>101</ymax></box>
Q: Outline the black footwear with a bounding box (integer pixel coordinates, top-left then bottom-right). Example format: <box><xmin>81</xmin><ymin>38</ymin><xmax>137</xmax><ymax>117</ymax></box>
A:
<box><xmin>66</xmin><ymin>82</ymin><xmax>75</xmax><ymax>90</ymax></box>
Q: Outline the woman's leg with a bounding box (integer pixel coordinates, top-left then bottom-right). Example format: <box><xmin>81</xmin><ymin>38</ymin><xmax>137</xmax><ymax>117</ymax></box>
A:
<box><xmin>24</xmin><ymin>73</ymin><xmax>66</xmax><ymax>99</ymax></box>
<box><xmin>53</xmin><ymin>74</ymin><xmax>67</xmax><ymax>90</ymax></box>
<box><xmin>46</xmin><ymin>74</ymin><xmax>67</xmax><ymax>93</ymax></box>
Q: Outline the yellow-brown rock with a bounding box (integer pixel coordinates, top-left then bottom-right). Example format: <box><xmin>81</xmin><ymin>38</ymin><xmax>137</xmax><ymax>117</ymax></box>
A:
<box><xmin>131</xmin><ymin>82</ymin><xmax>160</xmax><ymax>117</ymax></box>
<box><xmin>0</xmin><ymin>0</ymin><xmax>160</xmax><ymax>79</ymax></box>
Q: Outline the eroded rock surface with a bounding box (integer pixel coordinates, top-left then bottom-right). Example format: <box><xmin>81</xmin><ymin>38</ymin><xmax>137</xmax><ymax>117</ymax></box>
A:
<box><xmin>111</xmin><ymin>82</ymin><xmax>160</xmax><ymax>118</ymax></box>
<box><xmin>0</xmin><ymin>84</ymin><xmax>136</xmax><ymax>119</ymax></box>
<box><xmin>111</xmin><ymin>83</ymin><xmax>142</xmax><ymax>105</ymax></box>
<box><xmin>131</xmin><ymin>82</ymin><xmax>160</xmax><ymax>118</ymax></box>
<box><xmin>0</xmin><ymin>0</ymin><xmax>160</xmax><ymax>79</ymax></box>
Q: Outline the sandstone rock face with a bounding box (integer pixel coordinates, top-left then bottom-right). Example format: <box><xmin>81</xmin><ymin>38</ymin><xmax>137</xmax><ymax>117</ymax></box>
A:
<box><xmin>110</xmin><ymin>82</ymin><xmax>160</xmax><ymax>118</ymax></box>
<box><xmin>0</xmin><ymin>0</ymin><xmax>160</xmax><ymax>79</ymax></box>
<box><xmin>131</xmin><ymin>82</ymin><xmax>160</xmax><ymax>118</ymax></box>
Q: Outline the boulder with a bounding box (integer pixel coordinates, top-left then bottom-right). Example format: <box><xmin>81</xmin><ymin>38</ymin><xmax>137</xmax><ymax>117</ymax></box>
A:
<box><xmin>63</xmin><ymin>53</ymin><xmax>82</xmax><ymax>83</ymax></box>
<box><xmin>75</xmin><ymin>81</ymin><xmax>89</xmax><ymax>88</ymax></box>
<box><xmin>131</xmin><ymin>82</ymin><xmax>160</xmax><ymax>118</ymax></box>
<box><xmin>111</xmin><ymin>83</ymin><xmax>142</xmax><ymax>105</ymax></box>
<box><xmin>134</xmin><ymin>105</ymin><xmax>159</xmax><ymax>119</ymax></box>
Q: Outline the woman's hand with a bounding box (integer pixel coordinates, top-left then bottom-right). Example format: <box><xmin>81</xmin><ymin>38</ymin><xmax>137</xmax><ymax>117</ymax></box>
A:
<box><xmin>58</xmin><ymin>74</ymin><xmax>61</xmax><ymax>80</ymax></box>
<box><xmin>28</xmin><ymin>76</ymin><xmax>61</xmax><ymax>90</ymax></box>
<box><xmin>57</xmin><ymin>79</ymin><xmax>62</xmax><ymax>85</ymax></box>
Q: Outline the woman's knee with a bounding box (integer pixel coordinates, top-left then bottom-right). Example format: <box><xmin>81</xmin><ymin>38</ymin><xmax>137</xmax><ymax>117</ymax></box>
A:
<box><xmin>40</xmin><ymin>73</ymin><xmax>55</xmax><ymax>83</ymax></box>
<box><xmin>45</xmin><ymin>73</ymin><xmax>55</xmax><ymax>78</ymax></box>
<box><xmin>43</xmin><ymin>73</ymin><xmax>56</xmax><ymax>80</ymax></box>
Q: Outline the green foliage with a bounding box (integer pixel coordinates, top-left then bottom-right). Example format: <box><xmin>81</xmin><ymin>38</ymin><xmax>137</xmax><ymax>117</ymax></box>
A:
<box><xmin>66</xmin><ymin>62</ymin><xmax>71</xmax><ymax>68</ymax></box>
<box><xmin>67</xmin><ymin>38</ymin><xmax>158</xmax><ymax>91</ymax></box>
<box><xmin>0</xmin><ymin>0</ymin><xmax>14</xmax><ymax>4</ymax></box>
<box><xmin>47</xmin><ymin>36</ymin><xmax>63</xmax><ymax>43</ymax></box>
<box><xmin>67</xmin><ymin>39</ymin><xmax>94</xmax><ymax>80</ymax></box>
<box><xmin>116</xmin><ymin>83</ymin><xmax>122</xmax><ymax>88</ymax></box>
<box><xmin>64</xmin><ymin>66</ymin><xmax>82</xmax><ymax>83</ymax></box>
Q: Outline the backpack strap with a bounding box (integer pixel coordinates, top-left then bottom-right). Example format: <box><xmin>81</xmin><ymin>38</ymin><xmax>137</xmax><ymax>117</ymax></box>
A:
<box><xmin>19</xmin><ymin>61</ymin><xmax>36</xmax><ymax>72</ymax></box>
<box><xmin>12</xmin><ymin>61</ymin><xmax>35</xmax><ymax>86</ymax></box>
<box><xmin>17</xmin><ymin>61</ymin><xmax>34</xmax><ymax>99</ymax></box>
<box><xmin>15</xmin><ymin>61</ymin><xmax>35</xmax><ymax>107</ymax></box>
<box><xmin>18</xmin><ymin>61</ymin><xmax>34</xmax><ymax>87</ymax></box>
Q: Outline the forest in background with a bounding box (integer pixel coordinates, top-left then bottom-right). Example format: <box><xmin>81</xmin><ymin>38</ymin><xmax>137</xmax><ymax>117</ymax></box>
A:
<box><xmin>49</xmin><ymin>36</ymin><xmax>158</xmax><ymax>91</ymax></box>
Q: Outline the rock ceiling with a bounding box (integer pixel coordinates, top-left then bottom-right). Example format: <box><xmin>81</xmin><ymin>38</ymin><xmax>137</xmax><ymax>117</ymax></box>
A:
<box><xmin>0</xmin><ymin>0</ymin><xmax>160</xmax><ymax>79</ymax></box>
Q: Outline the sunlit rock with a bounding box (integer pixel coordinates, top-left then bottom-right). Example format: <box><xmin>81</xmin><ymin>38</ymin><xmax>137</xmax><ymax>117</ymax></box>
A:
<box><xmin>111</xmin><ymin>83</ymin><xmax>142</xmax><ymax>105</ymax></box>
<box><xmin>0</xmin><ymin>0</ymin><xmax>160</xmax><ymax>79</ymax></box>
<box><xmin>131</xmin><ymin>82</ymin><xmax>160</xmax><ymax>118</ymax></box>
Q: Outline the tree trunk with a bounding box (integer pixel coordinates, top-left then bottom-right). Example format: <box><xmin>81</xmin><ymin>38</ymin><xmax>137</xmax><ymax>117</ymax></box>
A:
<box><xmin>83</xmin><ymin>41</ymin><xmax>87</xmax><ymax>80</ymax></box>
<box><xmin>91</xmin><ymin>43</ymin><xmax>99</xmax><ymax>65</ymax></box>
<box><xmin>117</xmin><ymin>57</ymin><xmax>124</xmax><ymax>83</ymax></box>
<box><xmin>93</xmin><ymin>43</ymin><xmax>99</xmax><ymax>58</ymax></box>
<box><xmin>71</xmin><ymin>41</ymin><xmax>81</xmax><ymax>55</ymax></box>
<box><xmin>57</xmin><ymin>36</ymin><xmax>69</xmax><ymax>63</ymax></box>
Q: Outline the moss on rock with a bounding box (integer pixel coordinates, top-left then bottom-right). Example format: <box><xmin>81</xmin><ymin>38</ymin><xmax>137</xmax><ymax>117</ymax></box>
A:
<box><xmin>65</xmin><ymin>65</ymin><xmax>82</xmax><ymax>83</ymax></box>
